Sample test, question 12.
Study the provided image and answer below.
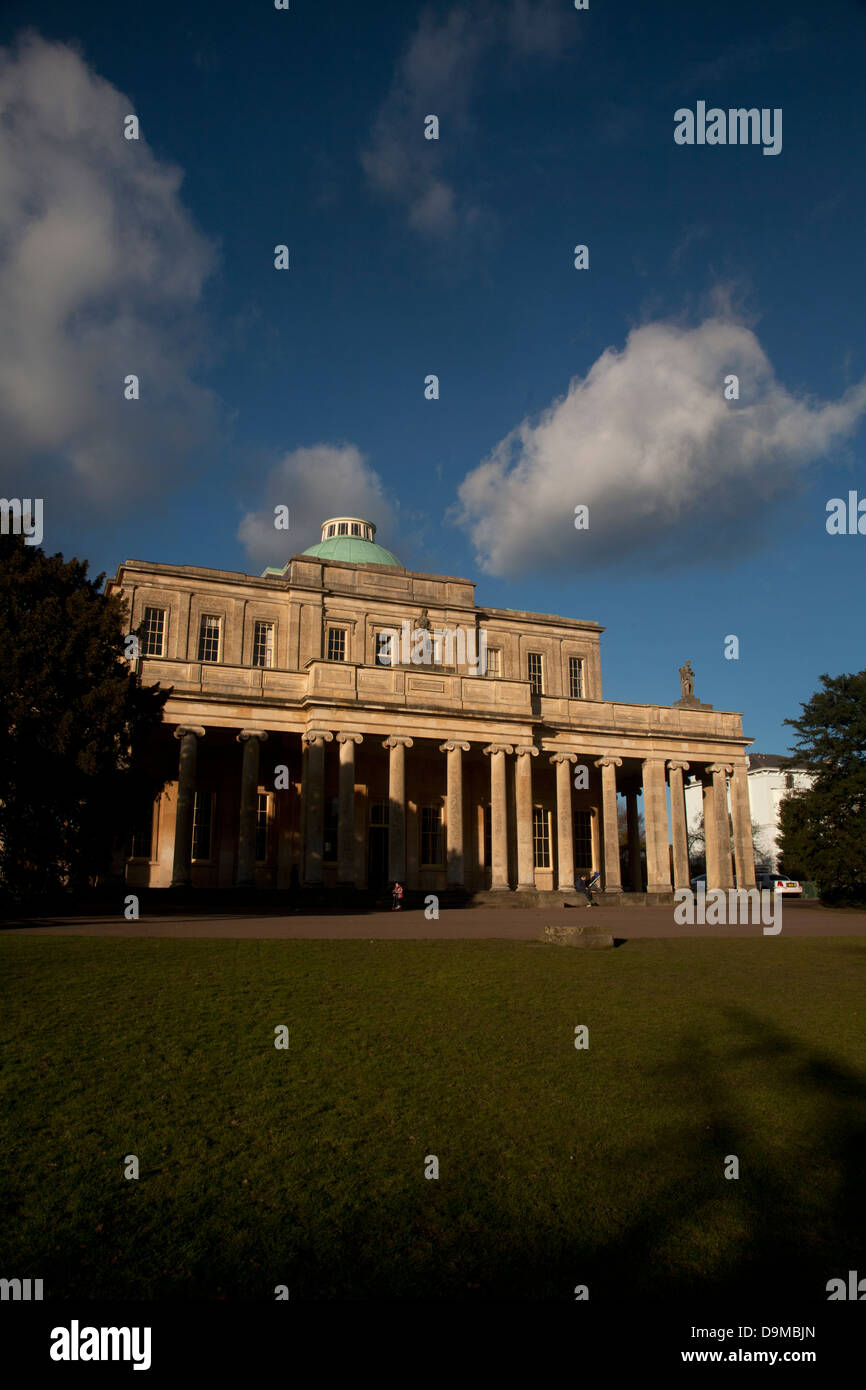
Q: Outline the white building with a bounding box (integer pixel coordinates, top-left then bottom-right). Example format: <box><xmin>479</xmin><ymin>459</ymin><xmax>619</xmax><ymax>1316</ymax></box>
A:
<box><xmin>684</xmin><ymin>753</ymin><xmax>814</xmax><ymax>873</ymax></box>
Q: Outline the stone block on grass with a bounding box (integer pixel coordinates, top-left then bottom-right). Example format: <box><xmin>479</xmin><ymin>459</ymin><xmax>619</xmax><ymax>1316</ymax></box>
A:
<box><xmin>542</xmin><ymin>925</ymin><xmax>615</xmax><ymax>949</ymax></box>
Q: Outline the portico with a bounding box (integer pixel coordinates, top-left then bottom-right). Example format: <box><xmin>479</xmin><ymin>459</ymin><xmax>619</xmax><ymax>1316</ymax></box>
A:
<box><xmin>109</xmin><ymin>516</ymin><xmax>756</xmax><ymax>899</ymax></box>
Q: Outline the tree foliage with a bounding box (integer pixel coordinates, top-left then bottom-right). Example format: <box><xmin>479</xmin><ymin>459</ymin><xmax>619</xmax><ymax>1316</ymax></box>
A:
<box><xmin>0</xmin><ymin>536</ymin><xmax>169</xmax><ymax>901</ymax></box>
<box><xmin>778</xmin><ymin>670</ymin><xmax>866</xmax><ymax>902</ymax></box>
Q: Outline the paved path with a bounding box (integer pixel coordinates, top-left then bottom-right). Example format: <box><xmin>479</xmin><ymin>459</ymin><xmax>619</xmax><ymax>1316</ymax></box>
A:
<box><xmin>3</xmin><ymin>901</ymin><xmax>865</xmax><ymax>939</ymax></box>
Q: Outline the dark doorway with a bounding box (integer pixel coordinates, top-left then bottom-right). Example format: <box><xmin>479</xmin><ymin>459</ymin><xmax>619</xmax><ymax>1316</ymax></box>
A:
<box><xmin>368</xmin><ymin>801</ymin><xmax>389</xmax><ymax>889</ymax></box>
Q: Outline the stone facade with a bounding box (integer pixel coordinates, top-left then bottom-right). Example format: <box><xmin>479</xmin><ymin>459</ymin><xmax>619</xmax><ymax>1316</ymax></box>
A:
<box><xmin>107</xmin><ymin>526</ymin><xmax>757</xmax><ymax>896</ymax></box>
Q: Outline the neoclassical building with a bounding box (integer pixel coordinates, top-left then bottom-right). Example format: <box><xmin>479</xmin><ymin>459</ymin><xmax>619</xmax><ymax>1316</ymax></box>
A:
<box><xmin>108</xmin><ymin>517</ymin><xmax>756</xmax><ymax>899</ymax></box>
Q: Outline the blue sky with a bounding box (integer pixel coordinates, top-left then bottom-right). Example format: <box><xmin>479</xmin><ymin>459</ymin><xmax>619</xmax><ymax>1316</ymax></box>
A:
<box><xmin>1</xmin><ymin>0</ymin><xmax>864</xmax><ymax>753</ymax></box>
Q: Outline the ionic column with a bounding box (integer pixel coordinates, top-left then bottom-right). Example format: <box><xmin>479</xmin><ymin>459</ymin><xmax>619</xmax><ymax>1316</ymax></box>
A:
<box><xmin>336</xmin><ymin>733</ymin><xmax>363</xmax><ymax>885</ymax></box>
<box><xmin>384</xmin><ymin>736</ymin><xmax>413</xmax><ymax>881</ymax></box>
<box><xmin>730</xmin><ymin>760</ymin><xmax>757</xmax><ymax>888</ymax></box>
<box><xmin>625</xmin><ymin>780</ymin><xmax>643</xmax><ymax>891</ymax></box>
<box><xmin>483</xmin><ymin>744</ymin><xmax>514</xmax><ymax>890</ymax></box>
<box><xmin>594</xmin><ymin>757</ymin><xmax>623</xmax><ymax>893</ymax></box>
<box><xmin>550</xmin><ymin>752</ymin><xmax>578</xmax><ymax>891</ymax></box>
<box><xmin>514</xmin><ymin>745</ymin><xmax>540</xmax><ymax>890</ymax></box>
<box><xmin>642</xmin><ymin>758</ymin><xmax>672</xmax><ymax>893</ymax></box>
<box><xmin>236</xmin><ymin>730</ymin><xmax>268</xmax><ymax>887</ymax></box>
<box><xmin>302</xmin><ymin>730</ymin><xmax>333</xmax><ymax>883</ymax></box>
<box><xmin>707</xmin><ymin>763</ymin><xmax>734</xmax><ymax>889</ymax></box>
<box><xmin>439</xmin><ymin>740</ymin><xmax>470</xmax><ymax>887</ymax></box>
<box><xmin>667</xmin><ymin>760</ymin><xmax>691</xmax><ymax>890</ymax></box>
<box><xmin>171</xmin><ymin>726</ymin><xmax>206</xmax><ymax>887</ymax></box>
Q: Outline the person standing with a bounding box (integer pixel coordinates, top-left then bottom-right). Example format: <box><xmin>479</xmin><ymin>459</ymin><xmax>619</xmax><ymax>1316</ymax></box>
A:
<box><xmin>392</xmin><ymin>881</ymin><xmax>404</xmax><ymax>911</ymax></box>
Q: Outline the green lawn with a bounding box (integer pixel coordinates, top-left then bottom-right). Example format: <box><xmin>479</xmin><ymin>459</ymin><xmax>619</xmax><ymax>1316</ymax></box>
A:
<box><xmin>1</xmin><ymin>935</ymin><xmax>865</xmax><ymax>1300</ymax></box>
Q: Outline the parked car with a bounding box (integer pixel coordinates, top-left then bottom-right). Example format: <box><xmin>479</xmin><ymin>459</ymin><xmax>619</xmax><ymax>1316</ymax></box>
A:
<box><xmin>689</xmin><ymin>873</ymin><xmax>740</xmax><ymax>891</ymax></box>
<box><xmin>756</xmin><ymin>872</ymin><xmax>803</xmax><ymax>898</ymax></box>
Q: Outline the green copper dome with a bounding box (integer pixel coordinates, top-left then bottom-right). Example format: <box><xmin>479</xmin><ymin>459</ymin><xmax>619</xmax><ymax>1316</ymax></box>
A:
<box><xmin>262</xmin><ymin>516</ymin><xmax>402</xmax><ymax>576</ymax></box>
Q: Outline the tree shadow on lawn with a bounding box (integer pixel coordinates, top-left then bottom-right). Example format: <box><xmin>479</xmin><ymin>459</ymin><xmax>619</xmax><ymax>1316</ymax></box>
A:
<box><xmin>233</xmin><ymin>1010</ymin><xmax>866</xmax><ymax>1300</ymax></box>
<box><xmin>12</xmin><ymin>1010</ymin><xmax>866</xmax><ymax>1301</ymax></box>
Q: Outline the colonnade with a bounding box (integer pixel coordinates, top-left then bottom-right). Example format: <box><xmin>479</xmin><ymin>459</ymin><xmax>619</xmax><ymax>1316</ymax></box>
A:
<box><xmin>168</xmin><ymin>725</ymin><xmax>756</xmax><ymax>892</ymax></box>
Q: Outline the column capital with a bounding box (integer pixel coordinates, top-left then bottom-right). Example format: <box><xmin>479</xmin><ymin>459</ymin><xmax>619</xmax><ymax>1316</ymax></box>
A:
<box><xmin>549</xmin><ymin>751</ymin><xmax>577</xmax><ymax>765</ymax></box>
<box><xmin>707</xmin><ymin>762</ymin><xmax>734</xmax><ymax>776</ymax></box>
<box><xmin>483</xmin><ymin>743</ymin><xmax>514</xmax><ymax>756</ymax></box>
<box><xmin>594</xmin><ymin>756</ymin><xmax>622</xmax><ymax>769</ymax></box>
<box><xmin>237</xmin><ymin>729</ymin><xmax>268</xmax><ymax>744</ymax></box>
<box><xmin>515</xmin><ymin>744</ymin><xmax>539</xmax><ymax>758</ymax></box>
<box><xmin>666</xmin><ymin>759</ymin><xmax>690</xmax><ymax>772</ymax></box>
<box><xmin>303</xmin><ymin>730</ymin><xmax>334</xmax><ymax>747</ymax></box>
<box><xmin>336</xmin><ymin>731</ymin><xmax>363</xmax><ymax>745</ymax></box>
<box><xmin>173</xmin><ymin>725</ymin><xmax>206</xmax><ymax>740</ymax></box>
<box><xmin>439</xmin><ymin>740</ymin><xmax>470</xmax><ymax>753</ymax></box>
<box><xmin>383</xmin><ymin>735</ymin><xmax>413</xmax><ymax>749</ymax></box>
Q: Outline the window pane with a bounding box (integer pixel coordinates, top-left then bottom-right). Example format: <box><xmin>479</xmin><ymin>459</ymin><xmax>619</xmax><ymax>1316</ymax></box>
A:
<box><xmin>376</xmin><ymin>631</ymin><xmax>393</xmax><ymax>666</ymax></box>
<box><xmin>486</xmin><ymin>647</ymin><xmax>500</xmax><ymax>677</ymax></box>
<box><xmin>528</xmin><ymin>652</ymin><xmax>543</xmax><ymax>694</ymax></box>
<box><xmin>198</xmin><ymin>615</ymin><xmax>221</xmax><ymax>663</ymax></box>
<box><xmin>421</xmin><ymin>805</ymin><xmax>443</xmax><ymax>865</ymax></box>
<box><xmin>255</xmin><ymin>791</ymin><xmax>269</xmax><ymax>862</ymax></box>
<box><xmin>323</xmin><ymin>797</ymin><xmax>339</xmax><ymax>861</ymax></box>
<box><xmin>253</xmin><ymin>621</ymin><xmax>274</xmax><ymax>668</ymax></box>
<box><xmin>142</xmin><ymin>607</ymin><xmax>166</xmax><ymax>657</ymax></box>
<box><xmin>569</xmin><ymin>656</ymin><xmax>584</xmax><ymax>699</ymax></box>
<box><xmin>192</xmin><ymin>791</ymin><xmax>213</xmax><ymax>860</ymax></box>
<box><xmin>574</xmin><ymin>810</ymin><xmax>592</xmax><ymax>877</ymax></box>
<box><xmin>533</xmin><ymin>807</ymin><xmax>551</xmax><ymax>868</ymax></box>
<box><xmin>130</xmin><ymin>810</ymin><xmax>153</xmax><ymax>860</ymax></box>
<box><xmin>327</xmin><ymin>628</ymin><xmax>346</xmax><ymax>662</ymax></box>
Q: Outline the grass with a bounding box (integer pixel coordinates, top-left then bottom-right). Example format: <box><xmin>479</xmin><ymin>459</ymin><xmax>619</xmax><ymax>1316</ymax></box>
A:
<box><xmin>1</xmin><ymin>935</ymin><xmax>865</xmax><ymax>1300</ymax></box>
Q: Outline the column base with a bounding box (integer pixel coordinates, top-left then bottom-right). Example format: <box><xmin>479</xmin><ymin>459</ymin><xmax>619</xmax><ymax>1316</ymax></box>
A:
<box><xmin>647</xmin><ymin>882</ymin><xmax>672</xmax><ymax>894</ymax></box>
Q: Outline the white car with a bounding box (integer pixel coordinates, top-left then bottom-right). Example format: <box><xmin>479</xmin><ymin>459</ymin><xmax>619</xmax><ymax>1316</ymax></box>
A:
<box><xmin>757</xmin><ymin>873</ymin><xmax>802</xmax><ymax>898</ymax></box>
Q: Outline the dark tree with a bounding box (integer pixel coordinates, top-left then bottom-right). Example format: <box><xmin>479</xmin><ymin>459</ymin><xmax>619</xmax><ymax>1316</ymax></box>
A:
<box><xmin>778</xmin><ymin>670</ymin><xmax>866</xmax><ymax>903</ymax></box>
<box><xmin>0</xmin><ymin>535</ymin><xmax>169</xmax><ymax>902</ymax></box>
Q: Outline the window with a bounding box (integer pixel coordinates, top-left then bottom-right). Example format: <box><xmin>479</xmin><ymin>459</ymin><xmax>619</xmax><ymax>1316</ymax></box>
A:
<box><xmin>485</xmin><ymin>647</ymin><xmax>501</xmax><ymax>677</ymax></box>
<box><xmin>337</xmin><ymin>522</ymin><xmax>348</xmax><ymax>535</ymax></box>
<box><xmin>371</xmin><ymin>801</ymin><xmax>389</xmax><ymax>827</ymax></box>
<box><xmin>527</xmin><ymin>652</ymin><xmax>544</xmax><ymax>695</ymax></box>
<box><xmin>569</xmin><ymin>656</ymin><xmax>585</xmax><ymax>699</ymax></box>
<box><xmin>376</xmin><ymin>631</ymin><xmax>393</xmax><ymax>666</ymax></box>
<box><xmin>129</xmin><ymin>809</ymin><xmax>153</xmax><ymax>860</ymax></box>
<box><xmin>253</xmin><ymin>620</ymin><xmax>274</xmax><ymax>669</ymax></box>
<box><xmin>784</xmin><ymin>773</ymin><xmax>793</xmax><ymax>790</ymax></box>
<box><xmin>326</xmin><ymin>524</ymin><xmax>336</xmax><ymax>537</ymax></box>
<box><xmin>351</xmin><ymin>522</ymin><xmax>361</xmax><ymax>536</ymax></box>
<box><xmin>323</xmin><ymin>797</ymin><xmax>339</xmax><ymax>862</ymax></box>
<box><xmin>198</xmin><ymin>614</ymin><xmax>221</xmax><ymax>663</ymax></box>
<box><xmin>192</xmin><ymin>791</ymin><xmax>214</xmax><ymax>861</ymax></box>
<box><xmin>255</xmin><ymin>792</ymin><xmax>271</xmax><ymax>862</ymax></box>
<box><xmin>574</xmin><ymin>810</ymin><xmax>592</xmax><ymax>878</ymax></box>
<box><xmin>533</xmin><ymin>807</ymin><xmax>551</xmax><ymax>869</ymax></box>
<box><xmin>327</xmin><ymin>627</ymin><xmax>347</xmax><ymax>662</ymax></box>
<box><xmin>141</xmin><ymin>607</ymin><xmax>166</xmax><ymax>657</ymax></box>
<box><xmin>421</xmin><ymin>806</ymin><xmax>443</xmax><ymax>866</ymax></box>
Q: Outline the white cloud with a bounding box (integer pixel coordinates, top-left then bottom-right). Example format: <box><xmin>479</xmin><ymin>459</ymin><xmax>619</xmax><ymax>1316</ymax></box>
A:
<box><xmin>454</xmin><ymin>315</ymin><xmax>866</xmax><ymax>575</ymax></box>
<box><xmin>361</xmin><ymin>0</ymin><xmax>573</xmax><ymax>237</ymax></box>
<box><xmin>0</xmin><ymin>33</ymin><xmax>218</xmax><ymax>510</ymax></box>
<box><xmin>237</xmin><ymin>443</ymin><xmax>398</xmax><ymax>572</ymax></box>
